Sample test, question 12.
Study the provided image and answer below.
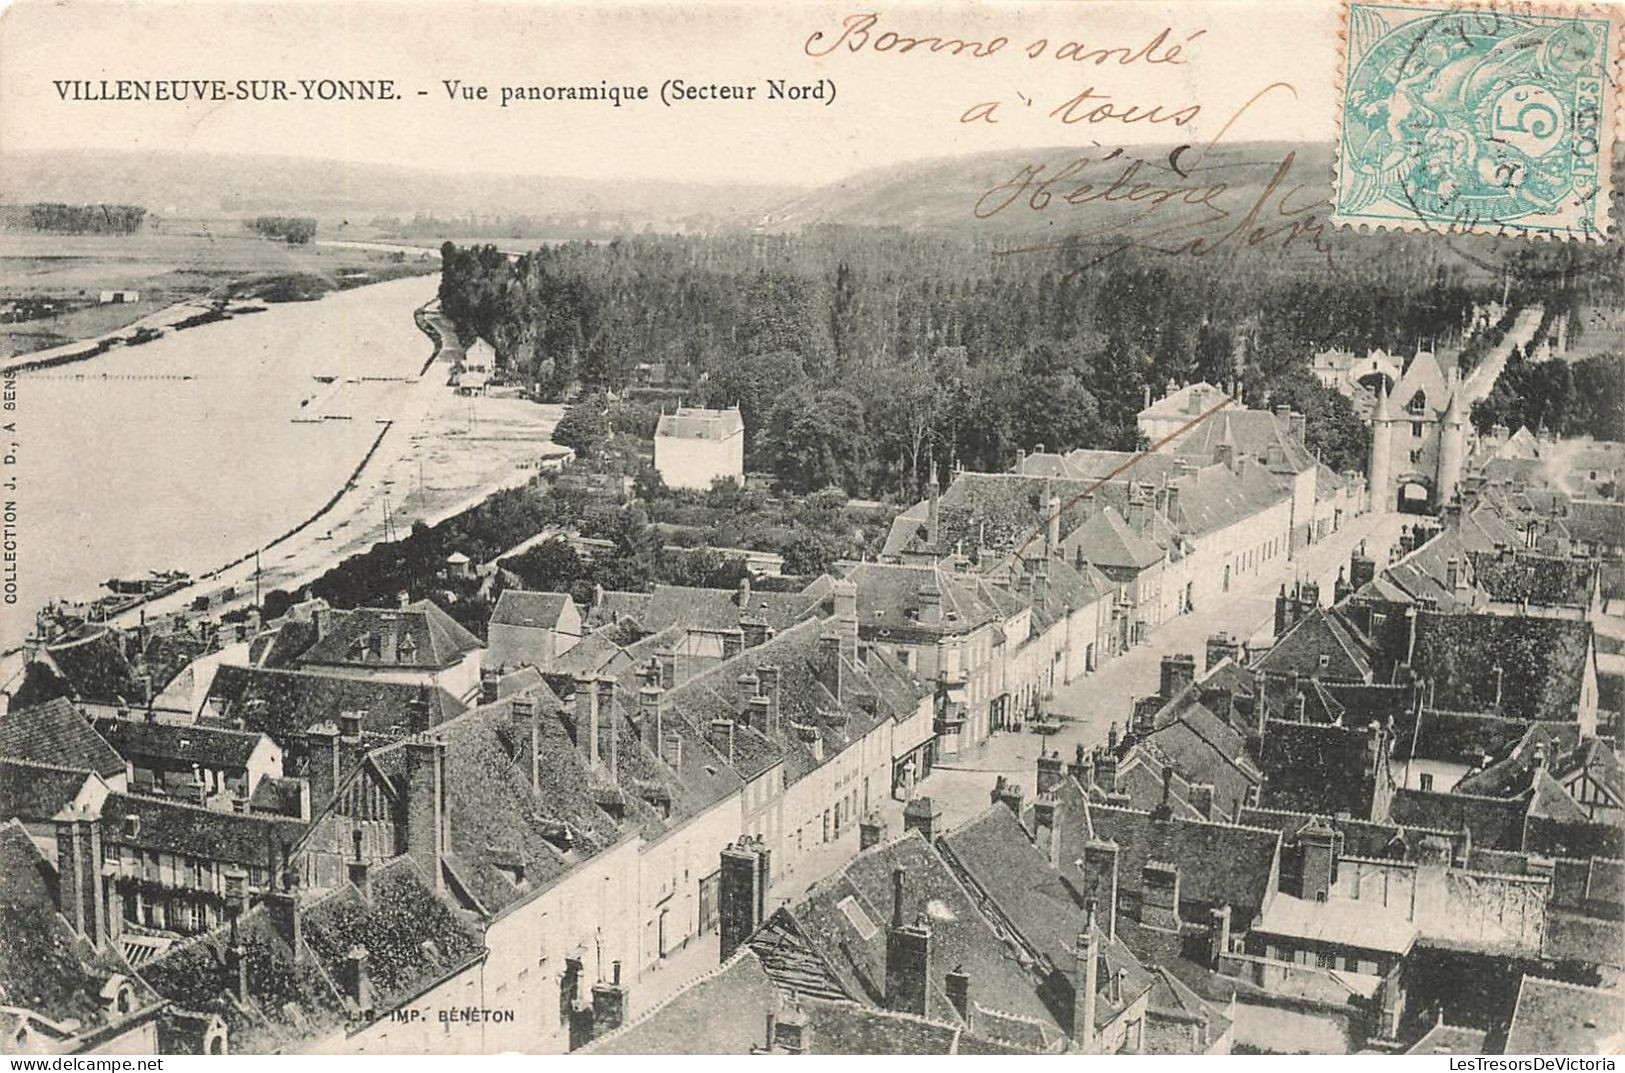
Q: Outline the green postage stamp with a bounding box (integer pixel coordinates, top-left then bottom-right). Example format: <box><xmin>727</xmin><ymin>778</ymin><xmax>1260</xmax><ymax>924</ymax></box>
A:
<box><xmin>1335</xmin><ymin>1</ymin><xmax>1619</xmax><ymax>239</ymax></box>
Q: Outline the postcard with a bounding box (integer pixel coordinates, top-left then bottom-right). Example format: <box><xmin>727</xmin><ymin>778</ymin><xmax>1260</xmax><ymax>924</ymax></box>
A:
<box><xmin>0</xmin><ymin>0</ymin><xmax>1622</xmax><ymax>1059</ymax></box>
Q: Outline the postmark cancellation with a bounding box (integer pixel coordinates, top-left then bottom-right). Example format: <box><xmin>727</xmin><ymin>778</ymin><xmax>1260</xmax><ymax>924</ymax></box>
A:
<box><xmin>1334</xmin><ymin>1</ymin><xmax>1620</xmax><ymax>240</ymax></box>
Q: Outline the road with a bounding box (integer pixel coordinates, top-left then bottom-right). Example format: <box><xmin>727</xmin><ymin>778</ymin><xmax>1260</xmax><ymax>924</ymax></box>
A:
<box><xmin>915</xmin><ymin>508</ymin><xmax>1411</xmax><ymax>830</ymax></box>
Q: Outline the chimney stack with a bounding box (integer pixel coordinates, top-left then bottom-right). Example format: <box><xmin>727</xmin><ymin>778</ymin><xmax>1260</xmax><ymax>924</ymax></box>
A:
<box><xmin>902</xmin><ymin>796</ymin><xmax>942</xmax><ymax>842</ymax></box>
<box><xmin>718</xmin><ymin>837</ymin><xmax>771</xmax><ymax>961</ymax></box>
<box><xmin>884</xmin><ymin>868</ymin><xmax>931</xmax><ymax>1016</ymax></box>
<box><xmin>53</xmin><ymin>807</ymin><xmax>109</xmax><ymax>950</ymax></box>
<box><xmin>1074</xmin><ymin>902</ymin><xmax>1101</xmax><ymax>1052</ymax></box>
<box><xmin>574</xmin><ymin>676</ymin><xmax>599</xmax><ymax>767</ymax></box>
<box><xmin>591</xmin><ymin>961</ymin><xmax>630</xmax><ymax>1039</ymax></box>
<box><xmin>1079</xmin><ymin>839</ymin><xmax>1120</xmax><ymax>940</ymax></box>
<box><xmin>403</xmin><ymin>735</ymin><xmax>447</xmax><ymax>892</ymax></box>
<box><xmin>757</xmin><ymin>665</ymin><xmax>782</xmax><ymax>733</ymax></box>
<box><xmin>945</xmin><ymin>967</ymin><xmax>972</xmax><ymax>1028</ymax></box>
<box><xmin>818</xmin><ymin>631</ymin><xmax>843</xmax><ymax>704</ymax></box>
<box><xmin>347</xmin><ymin>828</ymin><xmax>371</xmax><ymax>901</ymax></box>
<box><xmin>345</xmin><ymin>945</ymin><xmax>374</xmax><ymax>1017</ymax></box>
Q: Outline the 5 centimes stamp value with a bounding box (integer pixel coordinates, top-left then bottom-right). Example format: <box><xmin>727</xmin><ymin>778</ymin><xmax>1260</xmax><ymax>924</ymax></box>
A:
<box><xmin>1334</xmin><ymin>1</ymin><xmax>1619</xmax><ymax>239</ymax></box>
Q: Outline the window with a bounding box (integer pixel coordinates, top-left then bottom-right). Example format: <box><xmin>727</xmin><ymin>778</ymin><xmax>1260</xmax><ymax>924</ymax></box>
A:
<box><xmin>1410</xmin><ymin>449</ymin><xmax>1422</xmax><ymax>464</ymax></box>
<box><xmin>1419</xmin><ymin>773</ymin><xmax>1434</xmax><ymax>791</ymax></box>
<box><xmin>1317</xmin><ymin>952</ymin><xmax>1337</xmax><ymax>968</ymax></box>
<box><xmin>1412</xmin><ymin>422</ymin><xmax>1424</xmax><ymax>437</ymax></box>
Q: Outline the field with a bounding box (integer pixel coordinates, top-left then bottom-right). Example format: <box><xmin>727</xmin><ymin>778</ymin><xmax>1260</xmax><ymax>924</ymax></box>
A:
<box><xmin>0</xmin><ymin>221</ymin><xmax>439</xmax><ymax>357</ymax></box>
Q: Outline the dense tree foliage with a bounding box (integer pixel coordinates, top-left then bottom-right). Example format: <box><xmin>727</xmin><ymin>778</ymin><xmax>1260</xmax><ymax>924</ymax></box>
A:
<box><xmin>439</xmin><ymin>228</ymin><xmax>1619</xmax><ymax>497</ymax></box>
<box><xmin>247</xmin><ymin>215</ymin><xmax>317</xmax><ymax>244</ymax></box>
<box><xmin>14</xmin><ymin>202</ymin><xmax>147</xmax><ymax>234</ymax></box>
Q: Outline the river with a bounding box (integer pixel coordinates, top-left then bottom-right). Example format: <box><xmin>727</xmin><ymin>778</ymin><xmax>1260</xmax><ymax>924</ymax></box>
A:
<box><xmin>7</xmin><ymin>273</ymin><xmax>442</xmax><ymax>650</ymax></box>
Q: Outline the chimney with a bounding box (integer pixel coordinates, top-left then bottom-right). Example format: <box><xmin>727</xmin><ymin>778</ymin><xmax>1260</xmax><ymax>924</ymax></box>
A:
<box><xmin>860</xmin><ymin>811</ymin><xmax>888</xmax><ymax>849</ymax></box>
<box><xmin>1209</xmin><ymin>904</ymin><xmax>1232</xmax><ymax>969</ymax></box>
<box><xmin>338</xmin><ymin>709</ymin><xmax>363</xmax><ymax>745</ymax></box>
<box><xmin>722</xmin><ymin>630</ymin><xmax>744</xmax><ymax>661</ymax></box>
<box><xmin>771</xmin><ymin>1003</ymin><xmax>811</xmax><ymax>1054</ymax></box>
<box><xmin>264</xmin><ymin>886</ymin><xmax>303</xmax><ymax>956</ymax></box>
<box><xmin>510</xmin><ymin>696</ymin><xmax>540</xmax><ymax>795</ymax></box>
<box><xmin>884</xmin><ymin>868</ymin><xmax>931</xmax><ymax>1015</ymax></box>
<box><xmin>1141</xmin><ymin>861</ymin><xmax>1181</xmax><ymax>930</ymax></box>
<box><xmin>53</xmin><ymin>808</ymin><xmax>108</xmax><ymax>949</ymax></box>
<box><xmin>406</xmin><ymin>686</ymin><xmax>433</xmax><ymax>734</ymax></box>
<box><xmin>817</xmin><ymin>630</ymin><xmax>843</xmax><ymax>704</ymax></box>
<box><xmin>1093</xmin><ymin>753</ymin><xmax>1120</xmax><ymax>794</ymax></box>
<box><xmin>1152</xmin><ymin>766</ymin><xmax>1175</xmax><ymax>822</ymax></box>
<box><xmin>1445</xmin><ymin>557</ymin><xmax>1461</xmax><ymax>590</ymax></box>
<box><xmin>1165</xmin><ymin>483</ymin><xmax>1182</xmax><ymax>524</ymax></box>
<box><xmin>1036</xmin><ymin>749</ymin><xmax>1065</xmax><ymax>795</ymax></box>
<box><xmin>347</xmin><ymin>828</ymin><xmax>371</xmax><ymax>901</ymax></box>
<box><xmin>226</xmin><ymin>911</ymin><xmax>250</xmax><ymax>1004</ymax></box>
<box><xmin>573</xmin><ymin>677</ymin><xmax>599</xmax><ymax>767</ymax></box>
<box><xmin>403</xmin><ymin>735</ymin><xmax>447</xmax><ymax>891</ymax></box>
<box><xmin>1289</xmin><ymin>410</ymin><xmax>1306</xmax><ymax>444</ymax></box>
<box><xmin>1298</xmin><ymin>822</ymin><xmax>1340</xmax><ymax>901</ymax></box>
<box><xmin>591</xmin><ymin>961</ymin><xmax>630</xmax><ymax>1039</ymax></box>
<box><xmin>596</xmin><ymin>677</ymin><xmax>618</xmax><ymax>779</ymax></box>
<box><xmin>1205</xmin><ymin>632</ymin><xmax>1242</xmax><ymax>672</ymax></box>
<box><xmin>737</xmin><ymin>575</ymin><xmax>752</xmax><ymax>612</ymax></box>
<box><xmin>1046</xmin><ymin>493</ymin><xmax>1062</xmax><ymax>552</ymax></box>
<box><xmin>1188</xmin><ymin>783</ymin><xmax>1215</xmax><ymax>820</ymax></box>
<box><xmin>902</xmin><ymin>795</ymin><xmax>942</xmax><ymax>842</ymax></box>
<box><xmin>917</xmin><ymin>586</ymin><xmax>943</xmax><ymax>626</ymax></box>
<box><xmin>718</xmin><ymin>838</ymin><xmax>770</xmax><ymax>961</ymax></box>
<box><xmin>638</xmin><ymin>686</ymin><xmax>664</xmax><ymax>750</ymax></box>
<box><xmin>1079</xmin><ymin>839</ymin><xmax>1120</xmax><ymax>940</ymax></box>
<box><xmin>708</xmin><ymin>718</ymin><xmax>736</xmax><ymax>762</ymax></box>
<box><xmin>747</xmin><ymin>695</ymin><xmax>771</xmax><ymax>735</ymax></box>
<box><xmin>990</xmin><ymin>775</ymin><xmax>1024</xmax><ymax>816</ymax></box>
<box><xmin>1067</xmin><ymin>743</ymin><xmax>1092</xmax><ymax>785</ymax></box>
<box><xmin>757</xmin><ymin>665</ymin><xmax>782</xmax><ymax>733</ymax></box>
<box><xmin>1032</xmin><ymin>794</ymin><xmax>1062</xmax><ymax>867</ymax></box>
<box><xmin>657</xmin><ymin>649</ymin><xmax>676</xmax><ymax>689</ymax></box>
<box><xmin>945</xmin><ymin>967</ymin><xmax>972</xmax><ymax>1027</ymax></box>
<box><xmin>345</xmin><ymin>945</ymin><xmax>374</xmax><ymax>1017</ymax></box>
<box><xmin>1159</xmin><ymin>653</ymin><xmax>1196</xmax><ymax>700</ymax></box>
<box><xmin>480</xmin><ymin>669</ymin><xmax>500</xmax><ymax>705</ymax></box>
<box><xmin>1074</xmin><ymin>903</ymin><xmax>1101</xmax><ymax>1051</ymax></box>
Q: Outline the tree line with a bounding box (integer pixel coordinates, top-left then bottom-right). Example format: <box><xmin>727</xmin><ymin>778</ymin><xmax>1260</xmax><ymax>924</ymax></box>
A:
<box><xmin>5</xmin><ymin>202</ymin><xmax>148</xmax><ymax>234</ymax></box>
<box><xmin>438</xmin><ymin>229</ymin><xmax>1588</xmax><ymax>498</ymax></box>
<box><xmin>247</xmin><ymin>216</ymin><xmax>317</xmax><ymax>244</ymax></box>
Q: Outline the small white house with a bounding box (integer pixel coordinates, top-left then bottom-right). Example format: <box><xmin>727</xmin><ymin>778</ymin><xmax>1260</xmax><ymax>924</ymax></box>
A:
<box><xmin>654</xmin><ymin>406</ymin><xmax>745</xmax><ymax>491</ymax></box>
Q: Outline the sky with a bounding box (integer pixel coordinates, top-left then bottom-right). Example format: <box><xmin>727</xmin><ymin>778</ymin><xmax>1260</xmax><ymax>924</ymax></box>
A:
<box><xmin>0</xmin><ymin>0</ymin><xmax>1341</xmax><ymax>186</ymax></box>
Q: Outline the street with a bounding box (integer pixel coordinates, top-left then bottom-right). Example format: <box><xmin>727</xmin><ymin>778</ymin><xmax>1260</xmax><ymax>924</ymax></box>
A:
<box><xmin>916</xmin><ymin>508</ymin><xmax>1409</xmax><ymax>830</ymax></box>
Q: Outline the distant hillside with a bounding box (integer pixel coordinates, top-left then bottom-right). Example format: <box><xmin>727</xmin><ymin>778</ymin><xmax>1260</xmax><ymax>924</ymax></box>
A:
<box><xmin>0</xmin><ymin>149</ymin><xmax>800</xmax><ymax>232</ymax></box>
<box><xmin>756</xmin><ymin>140</ymin><xmax>1338</xmax><ymax>236</ymax></box>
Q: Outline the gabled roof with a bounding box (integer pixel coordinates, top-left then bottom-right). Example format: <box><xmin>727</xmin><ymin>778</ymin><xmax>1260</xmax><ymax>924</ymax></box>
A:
<box><xmin>92</xmin><ymin>716</ymin><xmax>269</xmax><ymax>769</ymax></box>
<box><xmin>638</xmin><ymin>583</ymin><xmax>821</xmax><ymax>634</ymax></box>
<box><xmin>100</xmin><ymin>792</ymin><xmax>308</xmax><ymax>870</ymax></box>
<box><xmin>939</xmin><ymin>805</ymin><xmax>1156</xmax><ymax>1036</ymax></box>
<box><xmin>14</xmin><ymin>630</ymin><xmax>144</xmax><ymax>708</ymax></box>
<box><xmin>1083</xmin><ymin>804</ymin><xmax>1282</xmax><ymax>926</ymax></box>
<box><xmin>1065</xmin><ymin>506</ymin><xmax>1166</xmax><ymax>571</ymax></box>
<box><xmin>137</xmin><ymin>900</ymin><xmax>348</xmax><ymax>1052</ymax></box>
<box><xmin>202</xmin><ymin>665</ymin><xmax>465</xmax><ymax>746</ymax></box>
<box><xmin>844</xmin><ymin>562</ymin><xmax>1004</xmax><ymax>638</ymax></box>
<box><xmin>1389</xmin><ymin>789</ymin><xmax>1527</xmax><ymax>852</ymax></box>
<box><xmin>0</xmin><ymin>821</ymin><xmax>161</xmax><ymax>1046</ymax></box>
<box><xmin>1410</xmin><ymin>613</ymin><xmax>1594</xmax><ymax>722</ymax></box>
<box><xmin>0</xmin><ymin>759</ymin><xmax>109</xmax><ymax>822</ymax></box>
<box><xmin>489</xmin><ymin>590</ymin><xmax>574</xmax><ymax>629</ymax></box>
<box><xmin>1503</xmin><ymin>978</ymin><xmax>1624</xmax><ymax>1055</ymax></box>
<box><xmin>1253</xmin><ymin>607</ymin><xmax>1374</xmax><ymax>682</ymax></box>
<box><xmin>1391</xmin><ymin>709</ymin><xmax>1532</xmax><ymax>766</ymax></box>
<box><xmin>298</xmin><ymin>601</ymin><xmax>483</xmax><ymax>671</ymax></box>
<box><xmin>0</xmin><ymin>698</ymin><xmax>126</xmax><ymax>780</ymax></box>
<box><xmin>756</xmin><ymin>831</ymin><xmax>1066</xmax><ymax>1045</ymax></box>
<box><xmin>1470</xmin><ymin>550</ymin><xmax>1596</xmax><ymax>609</ymax></box>
<box><xmin>1258</xmin><ymin>720</ymin><xmax>1386</xmax><ymax>819</ymax></box>
<box><xmin>584</xmin><ymin>947</ymin><xmax>780</xmax><ymax>1054</ymax></box>
<box><xmin>301</xmin><ymin>856</ymin><xmax>486</xmax><ymax>1012</ymax></box>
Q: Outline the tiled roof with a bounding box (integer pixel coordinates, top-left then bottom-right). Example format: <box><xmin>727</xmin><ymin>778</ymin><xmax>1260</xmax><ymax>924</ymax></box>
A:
<box><xmin>137</xmin><ymin>900</ymin><xmax>348</xmax><ymax>1052</ymax></box>
<box><xmin>939</xmin><ymin>805</ymin><xmax>1156</xmax><ymax>1036</ymax></box>
<box><xmin>845</xmin><ymin>561</ymin><xmax>1003</xmax><ymax>639</ymax></box>
<box><xmin>1389</xmin><ymin>789</ymin><xmax>1527</xmax><ymax>852</ymax></box>
<box><xmin>1167</xmin><ymin>409</ymin><xmax>1316</xmax><ymax>476</ymax></box>
<box><xmin>1390</xmin><ymin>709</ymin><xmax>1531</xmax><ymax>765</ymax></box>
<box><xmin>761</xmin><ymin>831</ymin><xmax>1065</xmax><ymax>1042</ymax></box>
<box><xmin>1258</xmin><ymin>720</ymin><xmax>1386</xmax><ymax>819</ymax></box>
<box><xmin>21</xmin><ymin>630</ymin><xmax>143</xmax><ymax>707</ymax></box>
<box><xmin>1565</xmin><ymin>499</ymin><xmax>1625</xmax><ymax>548</ymax></box>
<box><xmin>301</xmin><ymin>856</ymin><xmax>485</xmax><ymax>1012</ymax></box>
<box><xmin>202</xmin><ymin>665</ymin><xmax>464</xmax><ymax>747</ymax></box>
<box><xmin>1410</xmin><ymin>613</ymin><xmax>1594</xmax><ymax>722</ymax></box>
<box><xmin>0</xmin><ymin>821</ymin><xmax>161</xmax><ymax>1042</ymax></box>
<box><xmin>638</xmin><ymin>584</ymin><xmax>821</xmax><ymax>634</ymax></box>
<box><xmin>92</xmin><ymin>716</ymin><xmax>268</xmax><ymax>769</ymax></box>
<box><xmin>660</xmin><ymin>618</ymin><xmax>890</xmax><ymax>785</ymax></box>
<box><xmin>1084</xmin><ymin>804</ymin><xmax>1282</xmax><ymax>928</ymax></box>
<box><xmin>585</xmin><ymin>947</ymin><xmax>779</xmax><ymax>1054</ymax></box>
<box><xmin>1504</xmin><ymin>977</ymin><xmax>1624</xmax><ymax>1054</ymax></box>
<box><xmin>655</xmin><ymin>406</ymin><xmax>743</xmax><ymax>441</ymax></box>
<box><xmin>1470</xmin><ymin>551</ymin><xmax>1595</xmax><ymax>608</ymax></box>
<box><xmin>1253</xmin><ymin>607</ymin><xmax>1374</xmax><ymax>682</ymax></box>
<box><xmin>0</xmin><ymin>698</ymin><xmax>126</xmax><ymax>779</ymax></box>
<box><xmin>489</xmin><ymin>589</ymin><xmax>573</xmax><ymax>629</ymax></box>
<box><xmin>100</xmin><ymin>791</ymin><xmax>308</xmax><ymax>870</ymax></box>
<box><xmin>1065</xmin><ymin>506</ymin><xmax>1166</xmax><ymax>571</ymax></box>
<box><xmin>298</xmin><ymin>601</ymin><xmax>483</xmax><ymax>671</ymax></box>
<box><xmin>0</xmin><ymin>759</ymin><xmax>108</xmax><ymax>822</ymax></box>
